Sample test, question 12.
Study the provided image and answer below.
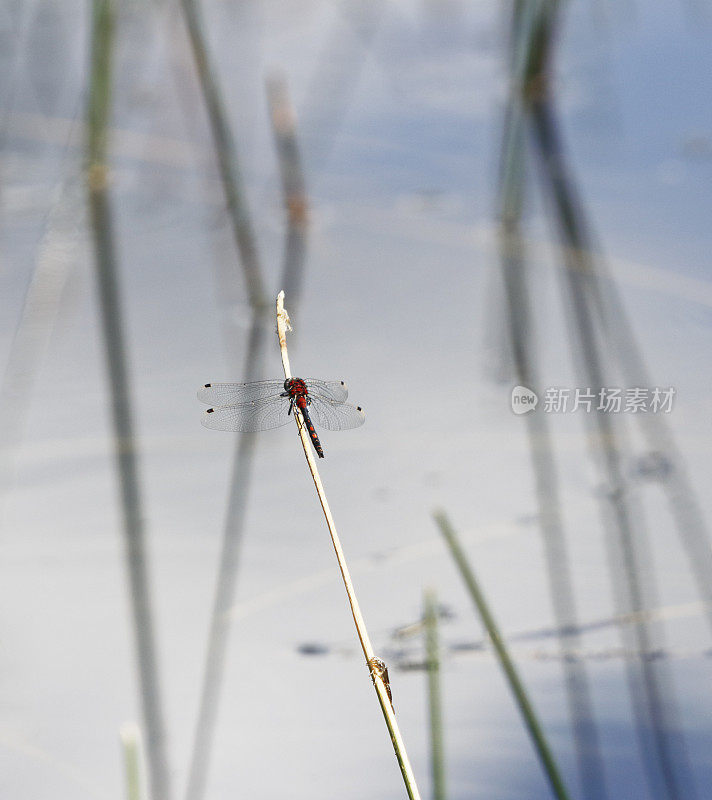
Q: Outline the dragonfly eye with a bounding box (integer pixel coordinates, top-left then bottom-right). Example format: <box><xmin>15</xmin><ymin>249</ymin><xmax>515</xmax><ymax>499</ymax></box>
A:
<box><xmin>283</xmin><ymin>379</ymin><xmax>291</xmax><ymax>391</ymax></box>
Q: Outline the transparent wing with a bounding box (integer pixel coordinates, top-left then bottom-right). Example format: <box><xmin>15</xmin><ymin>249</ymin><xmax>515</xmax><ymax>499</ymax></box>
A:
<box><xmin>201</xmin><ymin>398</ymin><xmax>292</xmax><ymax>432</ymax></box>
<box><xmin>303</xmin><ymin>379</ymin><xmax>349</xmax><ymax>402</ymax></box>
<box><xmin>307</xmin><ymin>398</ymin><xmax>365</xmax><ymax>431</ymax></box>
<box><xmin>198</xmin><ymin>380</ymin><xmax>284</xmax><ymax>406</ymax></box>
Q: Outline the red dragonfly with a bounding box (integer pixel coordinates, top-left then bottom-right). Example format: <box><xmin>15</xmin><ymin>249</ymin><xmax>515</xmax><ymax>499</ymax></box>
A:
<box><xmin>198</xmin><ymin>377</ymin><xmax>365</xmax><ymax>458</ymax></box>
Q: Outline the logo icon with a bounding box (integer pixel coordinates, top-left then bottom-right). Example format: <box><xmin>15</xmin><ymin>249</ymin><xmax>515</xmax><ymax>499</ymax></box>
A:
<box><xmin>511</xmin><ymin>385</ymin><xmax>538</xmax><ymax>414</ymax></box>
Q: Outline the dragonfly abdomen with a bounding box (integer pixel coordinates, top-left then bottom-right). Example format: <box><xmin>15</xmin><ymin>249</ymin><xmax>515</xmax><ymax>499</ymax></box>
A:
<box><xmin>296</xmin><ymin>396</ymin><xmax>324</xmax><ymax>458</ymax></box>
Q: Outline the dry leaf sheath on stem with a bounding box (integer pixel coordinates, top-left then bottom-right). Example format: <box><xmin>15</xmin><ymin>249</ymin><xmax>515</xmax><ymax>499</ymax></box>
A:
<box><xmin>275</xmin><ymin>291</ymin><xmax>421</xmax><ymax>800</ymax></box>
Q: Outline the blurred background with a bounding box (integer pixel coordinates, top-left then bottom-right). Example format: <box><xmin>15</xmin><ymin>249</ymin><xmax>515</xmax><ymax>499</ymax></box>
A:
<box><xmin>1</xmin><ymin>1</ymin><xmax>711</xmax><ymax>799</ymax></box>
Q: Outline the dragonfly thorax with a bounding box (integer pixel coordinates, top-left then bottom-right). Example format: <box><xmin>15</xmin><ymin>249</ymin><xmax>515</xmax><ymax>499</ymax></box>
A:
<box><xmin>284</xmin><ymin>377</ymin><xmax>309</xmax><ymax>397</ymax></box>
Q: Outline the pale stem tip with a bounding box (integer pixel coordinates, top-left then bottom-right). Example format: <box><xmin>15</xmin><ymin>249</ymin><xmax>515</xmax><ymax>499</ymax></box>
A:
<box><xmin>119</xmin><ymin>722</ymin><xmax>141</xmax><ymax>746</ymax></box>
<box><xmin>276</xmin><ymin>290</ymin><xmax>292</xmax><ymax>332</ymax></box>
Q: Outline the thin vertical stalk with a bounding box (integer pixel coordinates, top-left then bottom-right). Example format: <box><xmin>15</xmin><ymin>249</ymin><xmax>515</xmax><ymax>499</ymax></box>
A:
<box><xmin>179</xmin><ymin>0</ymin><xmax>267</xmax><ymax>311</ymax></box>
<box><xmin>531</xmin><ymin>100</ymin><xmax>680</xmax><ymax>800</ymax></box>
<box><xmin>571</xmin><ymin>212</ymin><xmax>712</xmax><ymax>640</ymax></box>
<box><xmin>276</xmin><ymin>291</ymin><xmax>422</xmax><ymax>800</ymax></box>
<box><xmin>524</xmin><ymin>5</ymin><xmax>694</xmax><ymax>798</ymax></box>
<box><xmin>0</xmin><ymin>172</ymin><xmax>82</xmax><ymax>508</ymax></box>
<box><xmin>86</xmin><ymin>4</ymin><xmax>171</xmax><ymax>800</ymax></box>
<box><xmin>120</xmin><ymin>724</ymin><xmax>144</xmax><ymax>800</ymax></box>
<box><xmin>299</xmin><ymin>0</ymin><xmax>384</xmax><ymax>175</ymax></box>
<box><xmin>525</xmin><ymin>4</ymin><xmax>695</xmax><ymax>798</ymax></box>
<box><xmin>434</xmin><ymin>510</ymin><xmax>573</xmax><ymax>800</ymax></box>
<box><xmin>176</xmin><ymin>4</ymin><xmax>272</xmax><ymax>799</ymax></box>
<box><xmin>423</xmin><ymin>589</ymin><xmax>446</xmax><ymax>800</ymax></box>
<box><xmin>496</xmin><ymin>4</ymin><xmax>608</xmax><ymax>798</ymax></box>
<box><xmin>530</xmin><ymin>95</ymin><xmax>688</xmax><ymax>800</ymax></box>
<box><xmin>267</xmin><ymin>74</ymin><xmax>309</xmax><ymax>314</ymax></box>
<box><xmin>178</xmin><ymin>21</ymin><xmax>315</xmax><ymax>797</ymax></box>
<box><xmin>184</xmin><ymin>314</ymin><xmax>265</xmax><ymax>800</ymax></box>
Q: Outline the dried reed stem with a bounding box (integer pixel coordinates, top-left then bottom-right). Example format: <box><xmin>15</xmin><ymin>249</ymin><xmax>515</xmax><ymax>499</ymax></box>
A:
<box><xmin>276</xmin><ymin>291</ymin><xmax>421</xmax><ymax>800</ymax></box>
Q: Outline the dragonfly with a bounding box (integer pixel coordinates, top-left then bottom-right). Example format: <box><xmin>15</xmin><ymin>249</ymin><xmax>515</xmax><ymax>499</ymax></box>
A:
<box><xmin>198</xmin><ymin>377</ymin><xmax>365</xmax><ymax>458</ymax></box>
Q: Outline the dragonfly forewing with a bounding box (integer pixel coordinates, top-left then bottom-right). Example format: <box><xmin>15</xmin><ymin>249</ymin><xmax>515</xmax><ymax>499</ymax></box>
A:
<box><xmin>198</xmin><ymin>380</ymin><xmax>285</xmax><ymax>406</ymax></box>
<box><xmin>202</xmin><ymin>397</ymin><xmax>292</xmax><ymax>432</ymax></box>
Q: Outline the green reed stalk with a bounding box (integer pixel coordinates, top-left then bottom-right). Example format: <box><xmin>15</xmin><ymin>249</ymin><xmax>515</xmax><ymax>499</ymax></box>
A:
<box><xmin>120</xmin><ymin>724</ymin><xmax>144</xmax><ymax>800</ymax></box>
<box><xmin>434</xmin><ymin>510</ymin><xmax>572</xmax><ymax>800</ymax></box>
<box><xmin>424</xmin><ymin>589</ymin><xmax>446</xmax><ymax>800</ymax></box>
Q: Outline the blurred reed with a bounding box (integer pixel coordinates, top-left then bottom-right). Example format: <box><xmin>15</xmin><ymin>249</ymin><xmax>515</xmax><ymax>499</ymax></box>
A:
<box><xmin>178</xmin><ymin>3</ymin><xmax>268</xmax><ymax>800</ymax></box>
<box><xmin>523</xmin><ymin>2</ymin><xmax>696</xmax><ymax>798</ymax></box>
<box><xmin>177</xmin><ymin>4</ymin><xmax>319</xmax><ymax>799</ymax></box>
<box><xmin>496</xmin><ymin>3</ymin><xmax>609</xmax><ymax>799</ymax></box>
<box><xmin>434</xmin><ymin>510</ymin><xmax>572</xmax><ymax>800</ymax></box>
<box><xmin>298</xmin><ymin>0</ymin><xmax>384</xmax><ymax>175</ymax></box>
<box><xmin>277</xmin><ymin>292</ymin><xmax>422</xmax><ymax>800</ymax></box>
<box><xmin>583</xmin><ymin>254</ymin><xmax>712</xmax><ymax>640</ymax></box>
<box><xmin>524</xmin><ymin>2</ymin><xmax>712</xmax><ymax>642</ymax></box>
<box><xmin>267</xmin><ymin>73</ymin><xmax>309</xmax><ymax>315</ymax></box>
<box><xmin>423</xmin><ymin>589</ymin><xmax>446</xmax><ymax>800</ymax></box>
<box><xmin>184</xmin><ymin>323</ymin><xmax>264</xmax><ymax>800</ymax></box>
<box><xmin>0</xmin><ymin>171</ymin><xmax>83</xmax><ymax>507</ymax></box>
<box><xmin>86</xmin><ymin>3</ymin><xmax>172</xmax><ymax>800</ymax></box>
<box><xmin>179</xmin><ymin>0</ymin><xmax>266</xmax><ymax>310</ymax></box>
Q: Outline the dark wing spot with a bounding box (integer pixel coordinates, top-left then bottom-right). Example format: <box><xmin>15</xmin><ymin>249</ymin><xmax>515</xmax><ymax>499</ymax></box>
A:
<box><xmin>357</xmin><ymin>406</ymin><xmax>362</xmax><ymax>411</ymax></box>
<box><xmin>207</xmin><ymin>408</ymin><xmax>214</xmax><ymax>414</ymax></box>
<box><xmin>204</xmin><ymin>383</ymin><xmax>211</xmax><ymax>388</ymax></box>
